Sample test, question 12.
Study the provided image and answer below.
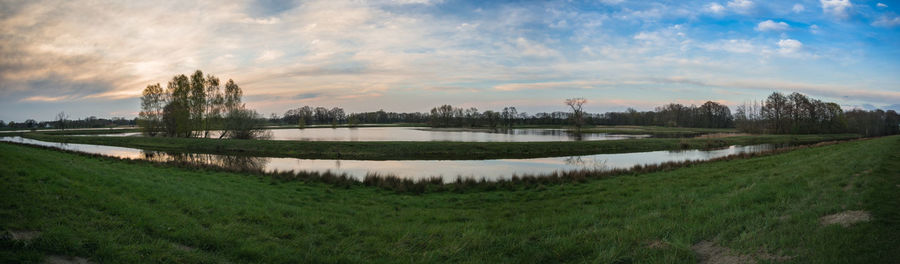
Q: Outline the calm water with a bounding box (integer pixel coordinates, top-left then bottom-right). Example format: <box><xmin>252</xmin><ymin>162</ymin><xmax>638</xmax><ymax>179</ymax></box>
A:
<box><xmin>1</xmin><ymin>136</ymin><xmax>774</xmax><ymax>181</ymax></box>
<box><xmin>85</xmin><ymin>127</ymin><xmax>650</xmax><ymax>142</ymax></box>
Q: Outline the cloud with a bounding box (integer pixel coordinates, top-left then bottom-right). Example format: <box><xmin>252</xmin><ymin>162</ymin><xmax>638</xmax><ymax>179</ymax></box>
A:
<box><xmin>705</xmin><ymin>3</ymin><xmax>726</xmax><ymax>14</ymax></box>
<box><xmin>703</xmin><ymin>39</ymin><xmax>757</xmax><ymax>53</ymax></box>
<box><xmin>755</xmin><ymin>20</ymin><xmax>789</xmax><ymax>31</ymax></box>
<box><xmin>255</xmin><ymin>50</ymin><xmax>284</xmax><ymax>63</ymax></box>
<box><xmin>872</xmin><ymin>14</ymin><xmax>900</xmax><ymax>27</ymax></box>
<box><xmin>809</xmin><ymin>24</ymin><xmax>821</xmax><ymax>34</ymax></box>
<box><xmin>777</xmin><ymin>39</ymin><xmax>803</xmax><ymax>55</ymax></box>
<box><xmin>877</xmin><ymin>3</ymin><xmax>887</xmax><ymax>8</ymax></box>
<box><xmin>727</xmin><ymin>0</ymin><xmax>755</xmax><ymax>14</ymax></box>
<box><xmin>793</xmin><ymin>4</ymin><xmax>805</xmax><ymax>13</ymax></box>
<box><xmin>21</xmin><ymin>95</ymin><xmax>75</xmax><ymax>102</ymax></box>
<box><xmin>821</xmin><ymin>0</ymin><xmax>853</xmax><ymax>19</ymax></box>
<box><xmin>494</xmin><ymin>80</ymin><xmax>617</xmax><ymax>91</ymax></box>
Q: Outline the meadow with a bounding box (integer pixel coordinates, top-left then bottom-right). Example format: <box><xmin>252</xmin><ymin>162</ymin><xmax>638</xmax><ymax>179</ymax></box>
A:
<box><xmin>1</xmin><ymin>135</ymin><xmax>897</xmax><ymax>263</ymax></box>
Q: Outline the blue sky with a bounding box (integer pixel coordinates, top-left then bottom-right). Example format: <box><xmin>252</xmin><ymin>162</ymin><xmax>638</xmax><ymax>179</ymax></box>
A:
<box><xmin>1</xmin><ymin>0</ymin><xmax>899</xmax><ymax>122</ymax></box>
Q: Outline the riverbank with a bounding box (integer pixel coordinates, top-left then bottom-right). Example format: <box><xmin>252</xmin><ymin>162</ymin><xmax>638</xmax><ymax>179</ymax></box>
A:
<box><xmin>18</xmin><ymin>133</ymin><xmax>859</xmax><ymax>160</ymax></box>
<box><xmin>1</xmin><ymin>135</ymin><xmax>897</xmax><ymax>263</ymax></box>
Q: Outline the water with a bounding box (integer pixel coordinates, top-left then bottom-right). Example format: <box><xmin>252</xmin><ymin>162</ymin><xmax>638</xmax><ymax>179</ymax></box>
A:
<box><xmin>84</xmin><ymin>127</ymin><xmax>650</xmax><ymax>142</ymax></box>
<box><xmin>1</xmin><ymin>136</ymin><xmax>775</xmax><ymax>182</ymax></box>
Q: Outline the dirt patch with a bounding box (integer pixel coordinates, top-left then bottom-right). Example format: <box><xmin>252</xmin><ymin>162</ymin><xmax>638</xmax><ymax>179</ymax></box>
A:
<box><xmin>174</xmin><ymin>243</ymin><xmax>195</xmax><ymax>251</ymax></box>
<box><xmin>646</xmin><ymin>240</ymin><xmax>668</xmax><ymax>249</ymax></box>
<box><xmin>820</xmin><ymin>210</ymin><xmax>872</xmax><ymax>227</ymax></box>
<box><xmin>692</xmin><ymin>241</ymin><xmax>793</xmax><ymax>264</ymax></box>
<box><xmin>3</xmin><ymin>230</ymin><xmax>41</xmax><ymax>241</ymax></box>
<box><xmin>843</xmin><ymin>183</ymin><xmax>854</xmax><ymax>192</ymax></box>
<box><xmin>44</xmin><ymin>255</ymin><xmax>93</xmax><ymax>264</ymax></box>
<box><xmin>692</xmin><ymin>241</ymin><xmax>753</xmax><ymax>264</ymax></box>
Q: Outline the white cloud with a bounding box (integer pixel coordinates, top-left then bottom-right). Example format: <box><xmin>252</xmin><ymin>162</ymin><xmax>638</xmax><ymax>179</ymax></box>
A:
<box><xmin>877</xmin><ymin>3</ymin><xmax>887</xmax><ymax>8</ymax></box>
<box><xmin>706</xmin><ymin>3</ymin><xmax>726</xmax><ymax>14</ymax></box>
<box><xmin>255</xmin><ymin>50</ymin><xmax>284</xmax><ymax>63</ymax></box>
<box><xmin>777</xmin><ymin>39</ymin><xmax>803</xmax><ymax>55</ymax></box>
<box><xmin>512</xmin><ymin>37</ymin><xmax>560</xmax><ymax>58</ymax></box>
<box><xmin>821</xmin><ymin>0</ymin><xmax>853</xmax><ymax>19</ymax></box>
<box><xmin>727</xmin><ymin>0</ymin><xmax>755</xmax><ymax>14</ymax></box>
<box><xmin>792</xmin><ymin>4</ymin><xmax>805</xmax><ymax>13</ymax></box>
<box><xmin>704</xmin><ymin>39</ymin><xmax>757</xmax><ymax>53</ymax></box>
<box><xmin>599</xmin><ymin>0</ymin><xmax>626</xmax><ymax>4</ymax></box>
<box><xmin>872</xmin><ymin>15</ymin><xmax>900</xmax><ymax>27</ymax></box>
<box><xmin>755</xmin><ymin>20</ymin><xmax>789</xmax><ymax>31</ymax></box>
<box><xmin>810</xmin><ymin>24</ymin><xmax>821</xmax><ymax>34</ymax></box>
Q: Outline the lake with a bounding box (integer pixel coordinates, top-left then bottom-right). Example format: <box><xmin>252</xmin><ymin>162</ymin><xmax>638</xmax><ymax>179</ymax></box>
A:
<box><xmin>1</xmin><ymin>136</ymin><xmax>775</xmax><ymax>182</ymax></box>
<box><xmin>83</xmin><ymin>127</ymin><xmax>650</xmax><ymax>142</ymax></box>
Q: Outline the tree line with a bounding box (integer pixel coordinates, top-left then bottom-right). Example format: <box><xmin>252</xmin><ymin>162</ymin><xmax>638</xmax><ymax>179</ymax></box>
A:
<box><xmin>0</xmin><ymin>115</ymin><xmax>134</xmax><ymax>131</ymax></box>
<box><xmin>138</xmin><ymin>70</ymin><xmax>268</xmax><ymax>139</ymax></box>
<box><xmin>597</xmin><ymin>101</ymin><xmax>734</xmax><ymax>128</ymax></box>
<box><xmin>733</xmin><ymin>92</ymin><xmax>899</xmax><ymax>135</ymax></box>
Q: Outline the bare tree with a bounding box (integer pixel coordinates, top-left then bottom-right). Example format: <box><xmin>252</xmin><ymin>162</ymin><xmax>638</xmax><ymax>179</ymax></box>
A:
<box><xmin>565</xmin><ymin>98</ymin><xmax>588</xmax><ymax>132</ymax></box>
<box><xmin>55</xmin><ymin>111</ymin><xmax>68</xmax><ymax>130</ymax></box>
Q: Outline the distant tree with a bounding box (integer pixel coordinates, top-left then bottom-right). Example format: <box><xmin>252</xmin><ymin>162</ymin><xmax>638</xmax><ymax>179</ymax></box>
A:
<box><xmin>502</xmin><ymin>107</ymin><xmax>518</xmax><ymax>129</ymax></box>
<box><xmin>0</xmin><ymin>120</ymin><xmax>5</xmax><ymax>128</ymax></box>
<box><xmin>347</xmin><ymin>114</ymin><xmax>359</xmax><ymax>128</ymax></box>
<box><xmin>55</xmin><ymin>112</ymin><xmax>69</xmax><ymax>130</ymax></box>
<box><xmin>483</xmin><ymin>110</ymin><xmax>500</xmax><ymax>129</ymax></box>
<box><xmin>24</xmin><ymin>119</ymin><xmax>37</xmax><ymax>130</ymax></box>
<box><xmin>329</xmin><ymin>107</ymin><xmax>345</xmax><ymax>128</ymax></box>
<box><xmin>565</xmin><ymin>98</ymin><xmax>587</xmax><ymax>132</ymax></box>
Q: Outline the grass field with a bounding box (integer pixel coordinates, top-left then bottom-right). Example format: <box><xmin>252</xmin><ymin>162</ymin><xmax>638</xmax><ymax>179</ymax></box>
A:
<box><xmin>20</xmin><ymin>133</ymin><xmax>859</xmax><ymax>160</ymax></box>
<box><xmin>2</xmin><ymin>136</ymin><xmax>898</xmax><ymax>263</ymax></box>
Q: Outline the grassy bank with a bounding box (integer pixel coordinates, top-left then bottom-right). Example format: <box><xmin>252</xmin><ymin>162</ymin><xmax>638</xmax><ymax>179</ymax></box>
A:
<box><xmin>1</xmin><ymin>136</ymin><xmax>898</xmax><ymax>263</ymax></box>
<box><xmin>20</xmin><ymin>133</ymin><xmax>859</xmax><ymax>160</ymax></box>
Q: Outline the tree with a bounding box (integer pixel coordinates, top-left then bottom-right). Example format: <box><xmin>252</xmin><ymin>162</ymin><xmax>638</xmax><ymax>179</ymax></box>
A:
<box><xmin>223</xmin><ymin>109</ymin><xmax>269</xmax><ymax>140</ymax></box>
<box><xmin>224</xmin><ymin>79</ymin><xmax>243</xmax><ymax>113</ymax></box>
<box><xmin>203</xmin><ymin>74</ymin><xmax>224</xmax><ymax>138</ymax></box>
<box><xmin>165</xmin><ymin>75</ymin><xmax>193</xmax><ymax>137</ymax></box>
<box><xmin>24</xmin><ymin>119</ymin><xmax>37</xmax><ymax>130</ymax></box>
<box><xmin>189</xmin><ymin>70</ymin><xmax>207</xmax><ymax>137</ymax></box>
<box><xmin>139</xmin><ymin>83</ymin><xmax>165</xmax><ymax>136</ymax></box>
<box><xmin>565</xmin><ymin>98</ymin><xmax>587</xmax><ymax>132</ymax></box>
<box><xmin>55</xmin><ymin>112</ymin><xmax>69</xmax><ymax>130</ymax></box>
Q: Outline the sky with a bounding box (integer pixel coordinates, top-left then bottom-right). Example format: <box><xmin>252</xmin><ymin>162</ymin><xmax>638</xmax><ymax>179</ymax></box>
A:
<box><xmin>1</xmin><ymin>0</ymin><xmax>899</xmax><ymax>122</ymax></box>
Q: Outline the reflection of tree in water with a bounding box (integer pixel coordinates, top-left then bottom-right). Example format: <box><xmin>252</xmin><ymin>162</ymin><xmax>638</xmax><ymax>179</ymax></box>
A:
<box><xmin>141</xmin><ymin>151</ymin><xmax>270</xmax><ymax>171</ymax></box>
<box><xmin>563</xmin><ymin>156</ymin><xmax>609</xmax><ymax>170</ymax></box>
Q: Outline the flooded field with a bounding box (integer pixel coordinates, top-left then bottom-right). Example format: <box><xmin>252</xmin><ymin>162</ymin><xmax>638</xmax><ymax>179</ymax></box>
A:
<box><xmin>80</xmin><ymin>127</ymin><xmax>651</xmax><ymax>142</ymax></box>
<box><xmin>1</xmin><ymin>136</ymin><xmax>775</xmax><ymax>181</ymax></box>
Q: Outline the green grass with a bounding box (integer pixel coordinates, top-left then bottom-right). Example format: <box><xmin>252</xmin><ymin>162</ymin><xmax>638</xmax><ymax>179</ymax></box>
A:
<box><xmin>2</xmin><ymin>136</ymin><xmax>898</xmax><ymax>263</ymax></box>
<box><xmin>21</xmin><ymin>133</ymin><xmax>859</xmax><ymax>160</ymax></box>
<box><xmin>576</xmin><ymin>125</ymin><xmax>737</xmax><ymax>135</ymax></box>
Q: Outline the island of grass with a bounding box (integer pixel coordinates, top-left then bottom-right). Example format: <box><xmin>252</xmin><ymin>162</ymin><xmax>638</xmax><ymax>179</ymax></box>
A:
<box><xmin>19</xmin><ymin>132</ymin><xmax>860</xmax><ymax>160</ymax></box>
<box><xmin>2</xmin><ymin>135</ymin><xmax>898</xmax><ymax>263</ymax></box>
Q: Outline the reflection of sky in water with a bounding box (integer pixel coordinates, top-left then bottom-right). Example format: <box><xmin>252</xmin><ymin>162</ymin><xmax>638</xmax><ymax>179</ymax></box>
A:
<box><xmin>1</xmin><ymin>136</ymin><xmax>773</xmax><ymax>182</ymax></box>
<box><xmin>80</xmin><ymin>127</ymin><xmax>649</xmax><ymax>142</ymax></box>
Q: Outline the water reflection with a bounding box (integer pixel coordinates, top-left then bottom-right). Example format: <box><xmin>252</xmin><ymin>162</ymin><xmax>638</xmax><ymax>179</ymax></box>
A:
<box><xmin>142</xmin><ymin>152</ymin><xmax>270</xmax><ymax>172</ymax></box>
<box><xmin>1</xmin><ymin>136</ymin><xmax>775</xmax><ymax>182</ymax></box>
<box><xmin>80</xmin><ymin>127</ymin><xmax>649</xmax><ymax>142</ymax></box>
